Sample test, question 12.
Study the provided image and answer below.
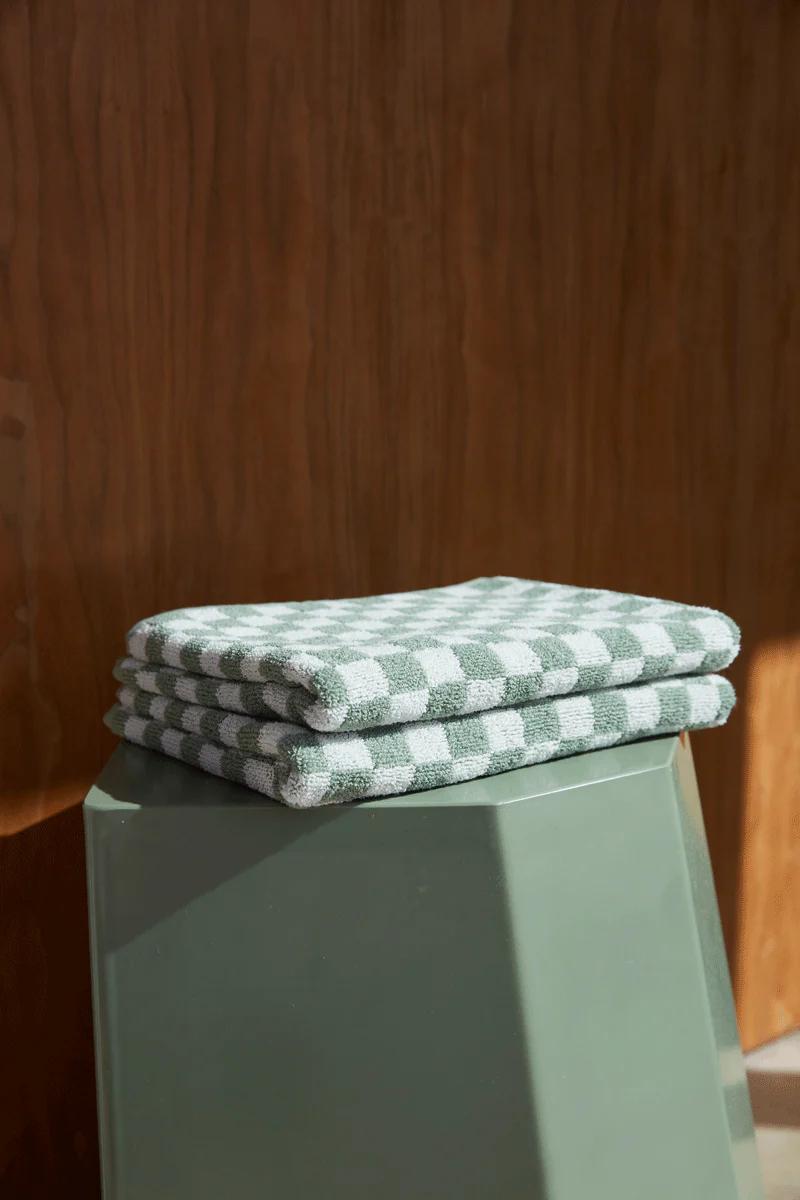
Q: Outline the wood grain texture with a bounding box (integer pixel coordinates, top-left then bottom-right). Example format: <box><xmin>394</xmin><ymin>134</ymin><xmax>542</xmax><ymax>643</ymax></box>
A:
<box><xmin>737</xmin><ymin>640</ymin><xmax>800</xmax><ymax>1049</ymax></box>
<box><xmin>1</xmin><ymin>0</ymin><xmax>798</xmax><ymax>1192</ymax></box>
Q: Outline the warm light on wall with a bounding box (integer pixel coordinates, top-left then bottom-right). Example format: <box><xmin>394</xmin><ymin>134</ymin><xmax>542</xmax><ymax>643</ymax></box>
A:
<box><xmin>736</xmin><ymin>639</ymin><xmax>800</xmax><ymax>1049</ymax></box>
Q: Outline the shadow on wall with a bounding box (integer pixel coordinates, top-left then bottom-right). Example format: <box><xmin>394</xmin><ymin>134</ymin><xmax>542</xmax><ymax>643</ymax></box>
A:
<box><xmin>0</xmin><ymin>802</ymin><xmax>100</xmax><ymax>1197</ymax></box>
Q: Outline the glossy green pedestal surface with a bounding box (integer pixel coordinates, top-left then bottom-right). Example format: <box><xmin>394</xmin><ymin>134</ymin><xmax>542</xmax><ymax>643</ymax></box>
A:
<box><xmin>84</xmin><ymin>736</ymin><xmax>763</xmax><ymax>1200</ymax></box>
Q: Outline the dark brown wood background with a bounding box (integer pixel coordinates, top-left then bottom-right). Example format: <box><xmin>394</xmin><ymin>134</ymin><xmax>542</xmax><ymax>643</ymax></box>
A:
<box><xmin>1</xmin><ymin>0</ymin><xmax>799</xmax><ymax>1193</ymax></box>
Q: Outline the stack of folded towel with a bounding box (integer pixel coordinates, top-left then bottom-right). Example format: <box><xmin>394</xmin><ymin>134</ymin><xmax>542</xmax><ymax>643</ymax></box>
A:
<box><xmin>105</xmin><ymin>577</ymin><xmax>739</xmax><ymax>808</ymax></box>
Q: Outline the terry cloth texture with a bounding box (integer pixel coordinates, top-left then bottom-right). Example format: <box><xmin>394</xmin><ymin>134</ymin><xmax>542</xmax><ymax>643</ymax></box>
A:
<box><xmin>106</xmin><ymin>674</ymin><xmax>735</xmax><ymax>809</ymax></box>
<box><xmin>122</xmin><ymin>577</ymin><xmax>739</xmax><ymax>733</ymax></box>
<box><xmin>107</xmin><ymin>578</ymin><xmax>740</xmax><ymax>807</ymax></box>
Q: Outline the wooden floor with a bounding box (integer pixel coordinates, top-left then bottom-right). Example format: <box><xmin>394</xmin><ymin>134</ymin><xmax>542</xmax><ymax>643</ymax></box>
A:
<box><xmin>747</xmin><ymin>1031</ymin><xmax>800</xmax><ymax>1200</ymax></box>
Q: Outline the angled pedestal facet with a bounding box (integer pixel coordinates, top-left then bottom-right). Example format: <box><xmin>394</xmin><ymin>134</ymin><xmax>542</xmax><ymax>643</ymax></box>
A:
<box><xmin>84</xmin><ymin>736</ymin><xmax>763</xmax><ymax>1200</ymax></box>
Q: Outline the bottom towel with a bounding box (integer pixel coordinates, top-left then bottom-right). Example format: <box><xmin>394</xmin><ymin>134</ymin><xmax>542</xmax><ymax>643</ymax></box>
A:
<box><xmin>105</xmin><ymin>674</ymin><xmax>734</xmax><ymax>808</ymax></box>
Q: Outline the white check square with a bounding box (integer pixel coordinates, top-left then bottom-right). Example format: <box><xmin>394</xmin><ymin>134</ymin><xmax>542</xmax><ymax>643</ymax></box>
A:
<box><xmin>413</xmin><ymin>647</ymin><xmax>465</xmax><ymax>686</ymax></box>
<box><xmin>323</xmin><ymin>737</ymin><xmax>373</xmax><ymax>771</ymax></box>
<box><xmin>404</xmin><ymin>725</ymin><xmax>451</xmax><ymax>764</ymax></box>
<box><xmin>606</xmin><ymin>657</ymin><xmax>645</xmax><ymax>685</ymax></box>
<box><xmin>628</xmin><ymin>623</ymin><xmax>676</xmax><ymax>659</ymax></box>
<box><xmin>333</xmin><ymin>658</ymin><xmax>390</xmax><ymax>703</ymax></box>
<box><xmin>365</xmin><ymin>765</ymin><xmax>417</xmax><ymax>796</ymax></box>
<box><xmin>541</xmin><ymin>666</ymin><xmax>580</xmax><ymax>695</ymax></box>
<box><xmin>623</xmin><ymin>686</ymin><xmax>660</xmax><ymax>732</ymax></box>
<box><xmin>561</xmin><ymin>631</ymin><xmax>612</xmax><ymax>667</ymax></box>
<box><xmin>691</xmin><ymin>616</ymin><xmax>737</xmax><ymax>653</ymax></box>
<box><xmin>687</xmin><ymin>681</ymin><xmax>721</xmax><ymax>724</ymax></box>
<box><xmin>482</xmin><ymin>709</ymin><xmax>525</xmax><ymax>752</ymax></box>
<box><xmin>386</xmin><ymin>691</ymin><xmax>429</xmax><ymax>723</ymax></box>
<box><xmin>554</xmin><ymin>696</ymin><xmax>594</xmax><ymax>739</ymax></box>
<box><xmin>464</xmin><ymin>678</ymin><xmax>506</xmax><ymax>712</ymax></box>
<box><xmin>487</xmin><ymin>641</ymin><xmax>542</xmax><ymax>676</ymax></box>
<box><xmin>450</xmin><ymin>754</ymin><xmax>492</xmax><ymax>782</ymax></box>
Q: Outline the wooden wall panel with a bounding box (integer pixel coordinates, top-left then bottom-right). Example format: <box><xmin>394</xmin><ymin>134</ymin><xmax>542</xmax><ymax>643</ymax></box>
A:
<box><xmin>1</xmin><ymin>1</ymin><xmax>798</xmax><ymax>1193</ymax></box>
<box><xmin>737</xmin><ymin>640</ymin><xmax>800</xmax><ymax>1049</ymax></box>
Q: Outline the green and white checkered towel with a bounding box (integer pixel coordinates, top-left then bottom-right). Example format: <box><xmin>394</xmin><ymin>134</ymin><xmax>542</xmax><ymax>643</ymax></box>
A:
<box><xmin>121</xmin><ymin>577</ymin><xmax>738</xmax><ymax>732</ymax></box>
<box><xmin>107</xmin><ymin>577</ymin><xmax>740</xmax><ymax>806</ymax></box>
<box><xmin>106</xmin><ymin>674</ymin><xmax>734</xmax><ymax>808</ymax></box>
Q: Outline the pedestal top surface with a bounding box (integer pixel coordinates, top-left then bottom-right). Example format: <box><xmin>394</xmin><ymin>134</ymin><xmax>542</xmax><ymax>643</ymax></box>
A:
<box><xmin>86</xmin><ymin>735</ymin><xmax>682</xmax><ymax>814</ymax></box>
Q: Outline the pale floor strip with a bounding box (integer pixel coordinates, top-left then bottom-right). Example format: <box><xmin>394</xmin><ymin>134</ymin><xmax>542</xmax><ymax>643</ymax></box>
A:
<box><xmin>747</xmin><ymin>1030</ymin><xmax>800</xmax><ymax>1200</ymax></box>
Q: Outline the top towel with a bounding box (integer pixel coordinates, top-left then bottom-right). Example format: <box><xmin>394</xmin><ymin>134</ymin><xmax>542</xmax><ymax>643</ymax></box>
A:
<box><xmin>124</xmin><ymin>577</ymin><xmax>740</xmax><ymax>733</ymax></box>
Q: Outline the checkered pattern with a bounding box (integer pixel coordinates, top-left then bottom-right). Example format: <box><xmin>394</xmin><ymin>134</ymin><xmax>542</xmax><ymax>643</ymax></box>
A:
<box><xmin>106</xmin><ymin>674</ymin><xmax>735</xmax><ymax>808</ymax></box>
<box><xmin>125</xmin><ymin>577</ymin><xmax>740</xmax><ymax>732</ymax></box>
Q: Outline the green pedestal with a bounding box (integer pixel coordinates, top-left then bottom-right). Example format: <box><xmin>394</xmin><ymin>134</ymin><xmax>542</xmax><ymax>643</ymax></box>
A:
<box><xmin>84</xmin><ymin>735</ymin><xmax>762</xmax><ymax>1199</ymax></box>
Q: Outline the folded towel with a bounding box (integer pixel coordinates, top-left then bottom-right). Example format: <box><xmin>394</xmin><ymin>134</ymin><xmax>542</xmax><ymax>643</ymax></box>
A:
<box><xmin>123</xmin><ymin>577</ymin><xmax>739</xmax><ymax>733</ymax></box>
<box><xmin>105</xmin><ymin>673</ymin><xmax>735</xmax><ymax>808</ymax></box>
